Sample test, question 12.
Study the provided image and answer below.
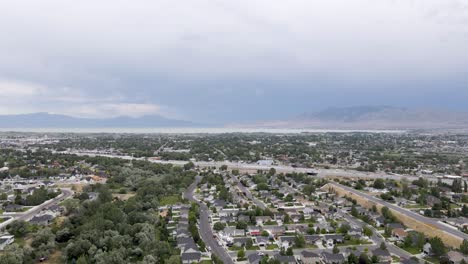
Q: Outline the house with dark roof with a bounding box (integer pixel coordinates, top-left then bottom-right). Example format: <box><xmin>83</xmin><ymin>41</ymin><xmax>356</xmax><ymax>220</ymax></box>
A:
<box><xmin>181</xmin><ymin>252</ymin><xmax>201</xmax><ymax>264</ymax></box>
<box><xmin>29</xmin><ymin>214</ymin><xmax>54</xmax><ymax>226</ymax></box>
<box><xmin>321</xmin><ymin>252</ymin><xmax>345</xmax><ymax>264</ymax></box>
<box><xmin>371</xmin><ymin>248</ymin><xmax>392</xmax><ymax>263</ymax></box>
<box><xmin>248</xmin><ymin>253</ymin><xmax>263</xmax><ymax>264</ymax></box>
<box><xmin>0</xmin><ymin>235</ymin><xmax>14</xmax><ymax>250</ymax></box>
<box><xmin>300</xmin><ymin>250</ymin><xmax>320</xmax><ymax>264</ymax></box>
<box><xmin>273</xmin><ymin>254</ymin><xmax>297</xmax><ymax>264</ymax></box>
<box><xmin>279</xmin><ymin>236</ymin><xmax>296</xmax><ymax>249</ymax></box>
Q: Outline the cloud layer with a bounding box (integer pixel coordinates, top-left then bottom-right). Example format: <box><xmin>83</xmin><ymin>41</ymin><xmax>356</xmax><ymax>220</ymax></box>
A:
<box><xmin>0</xmin><ymin>0</ymin><xmax>467</xmax><ymax>122</ymax></box>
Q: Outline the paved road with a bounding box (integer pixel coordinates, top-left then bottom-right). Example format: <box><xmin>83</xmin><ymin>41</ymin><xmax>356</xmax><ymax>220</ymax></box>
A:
<box><xmin>183</xmin><ymin>176</ymin><xmax>234</xmax><ymax>264</ymax></box>
<box><xmin>338</xmin><ymin>210</ymin><xmax>416</xmax><ymax>261</ymax></box>
<box><xmin>330</xmin><ymin>182</ymin><xmax>468</xmax><ymax>242</ymax></box>
<box><xmin>231</xmin><ymin>175</ymin><xmax>267</xmax><ymax>210</ymax></box>
<box><xmin>0</xmin><ymin>188</ymin><xmax>74</xmax><ymax>230</ymax></box>
<box><xmin>64</xmin><ymin>151</ymin><xmax>437</xmax><ymax>182</ymax></box>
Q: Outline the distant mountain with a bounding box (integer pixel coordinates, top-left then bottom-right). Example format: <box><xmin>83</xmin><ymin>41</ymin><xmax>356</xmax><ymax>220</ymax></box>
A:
<box><xmin>239</xmin><ymin>106</ymin><xmax>468</xmax><ymax>130</ymax></box>
<box><xmin>0</xmin><ymin>113</ymin><xmax>198</xmax><ymax>128</ymax></box>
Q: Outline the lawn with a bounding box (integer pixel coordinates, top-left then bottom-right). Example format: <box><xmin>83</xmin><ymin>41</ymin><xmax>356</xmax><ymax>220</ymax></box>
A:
<box><xmin>340</xmin><ymin>239</ymin><xmax>372</xmax><ymax>246</ymax></box>
<box><xmin>246</xmin><ymin>245</ymin><xmax>260</xmax><ymax>250</ymax></box>
<box><xmin>228</xmin><ymin>245</ymin><xmax>243</xmax><ymax>251</ymax></box>
<box><xmin>398</xmin><ymin>245</ymin><xmax>421</xmax><ymax>255</ymax></box>
<box><xmin>305</xmin><ymin>244</ymin><xmax>318</xmax><ymax>249</ymax></box>
<box><xmin>424</xmin><ymin>257</ymin><xmax>441</xmax><ymax>264</ymax></box>
<box><xmin>159</xmin><ymin>195</ymin><xmax>181</xmax><ymax>206</ymax></box>
<box><xmin>266</xmin><ymin>244</ymin><xmax>278</xmax><ymax>250</ymax></box>
<box><xmin>391</xmin><ymin>256</ymin><xmax>400</xmax><ymax>263</ymax></box>
<box><xmin>199</xmin><ymin>260</ymin><xmax>213</xmax><ymax>264</ymax></box>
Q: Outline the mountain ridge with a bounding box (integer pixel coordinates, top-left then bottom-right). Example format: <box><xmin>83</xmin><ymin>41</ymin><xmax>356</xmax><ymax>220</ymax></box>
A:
<box><xmin>236</xmin><ymin>106</ymin><xmax>468</xmax><ymax>129</ymax></box>
<box><xmin>0</xmin><ymin>112</ymin><xmax>199</xmax><ymax>128</ymax></box>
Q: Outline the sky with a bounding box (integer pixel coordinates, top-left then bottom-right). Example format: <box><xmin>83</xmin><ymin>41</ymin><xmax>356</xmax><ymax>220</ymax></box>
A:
<box><xmin>0</xmin><ymin>0</ymin><xmax>468</xmax><ymax>123</ymax></box>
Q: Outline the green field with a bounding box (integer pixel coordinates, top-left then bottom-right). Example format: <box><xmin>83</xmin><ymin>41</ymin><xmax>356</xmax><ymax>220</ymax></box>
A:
<box><xmin>159</xmin><ymin>195</ymin><xmax>181</xmax><ymax>206</ymax></box>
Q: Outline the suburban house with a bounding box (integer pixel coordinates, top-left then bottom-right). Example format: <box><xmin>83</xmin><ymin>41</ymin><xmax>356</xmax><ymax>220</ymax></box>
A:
<box><xmin>181</xmin><ymin>252</ymin><xmax>201</xmax><ymax>264</ymax></box>
<box><xmin>0</xmin><ymin>235</ymin><xmax>14</xmax><ymax>251</ymax></box>
<box><xmin>392</xmin><ymin>228</ymin><xmax>408</xmax><ymax>241</ymax></box>
<box><xmin>371</xmin><ymin>248</ymin><xmax>392</xmax><ymax>263</ymax></box>
<box><xmin>29</xmin><ymin>214</ymin><xmax>54</xmax><ymax>226</ymax></box>
<box><xmin>321</xmin><ymin>252</ymin><xmax>345</xmax><ymax>264</ymax></box>
<box><xmin>299</xmin><ymin>250</ymin><xmax>321</xmax><ymax>264</ymax></box>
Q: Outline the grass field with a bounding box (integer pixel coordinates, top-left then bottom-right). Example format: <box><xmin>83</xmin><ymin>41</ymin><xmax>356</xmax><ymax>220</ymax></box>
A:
<box><xmin>266</xmin><ymin>244</ymin><xmax>278</xmax><ymax>250</ymax></box>
<box><xmin>160</xmin><ymin>195</ymin><xmax>181</xmax><ymax>206</ymax></box>
<box><xmin>398</xmin><ymin>245</ymin><xmax>421</xmax><ymax>255</ymax></box>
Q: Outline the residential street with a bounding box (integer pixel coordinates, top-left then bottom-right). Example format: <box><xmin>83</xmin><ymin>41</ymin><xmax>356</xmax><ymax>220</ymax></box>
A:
<box><xmin>183</xmin><ymin>176</ymin><xmax>235</xmax><ymax>264</ymax></box>
<box><xmin>0</xmin><ymin>188</ymin><xmax>74</xmax><ymax>229</ymax></box>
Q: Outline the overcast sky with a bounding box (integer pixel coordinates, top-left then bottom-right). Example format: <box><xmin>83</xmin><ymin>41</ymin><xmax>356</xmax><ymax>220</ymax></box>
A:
<box><xmin>1</xmin><ymin>0</ymin><xmax>467</xmax><ymax>123</ymax></box>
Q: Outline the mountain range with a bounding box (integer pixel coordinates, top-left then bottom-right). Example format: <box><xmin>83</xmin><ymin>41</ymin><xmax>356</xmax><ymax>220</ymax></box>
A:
<box><xmin>0</xmin><ymin>113</ymin><xmax>197</xmax><ymax>128</ymax></box>
<box><xmin>1</xmin><ymin>106</ymin><xmax>468</xmax><ymax>130</ymax></box>
<box><xmin>239</xmin><ymin>106</ymin><xmax>468</xmax><ymax>130</ymax></box>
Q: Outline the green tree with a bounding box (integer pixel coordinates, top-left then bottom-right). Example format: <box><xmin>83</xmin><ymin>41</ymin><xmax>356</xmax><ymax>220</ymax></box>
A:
<box><xmin>333</xmin><ymin>245</ymin><xmax>340</xmax><ymax>254</ymax></box>
<box><xmin>429</xmin><ymin>237</ymin><xmax>446</xmax><ymax>257</ymax></box>
<box><xmin>373</xmin><ymin>179</ymin><xmax>385</xmax><ymax>189</ymax></box>
<box><xmin>6</xmin><ymin>220</ymin><xmax>29</xmax><ymax>237</ymax></box>
<box><xmin>363</xmin><ymin>226</ymin><xmax>373</xmax><ymax>237</ymax></box>
<box><xmin>348</xmin><ymin>253</ymin><xmax>358</xmax><ymax>264</ymax></box>
<box><xmin>213</xmin><ymin>222</ymin><xmax>226</xmax><ymax>231</ymax></box>
<box><xmin>294</xmin><ymin>234</ymin><xmax>306</xmax><ymax>248</ymax></box>
<box><xmin>237</xmin><ymin>249</ymin><xmax>245</xmax><ymax>260</ymax></box>
<box><xmin>236</xmin><ymin>221</ymin><xmax>248</xmax><ymax>230</ymax></box>
<box><xmin>460</xmin><ymin>239</ymin><xmax>468</xmax><ymax>255</ymax></box>
<box><xmin>183</xmin><ymin>162</ymin><xmax>195</xmax><ymax>170</ymax></box>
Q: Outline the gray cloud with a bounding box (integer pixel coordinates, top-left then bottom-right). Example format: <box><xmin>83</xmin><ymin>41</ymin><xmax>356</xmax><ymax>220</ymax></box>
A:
<box><xmin>0</xmin><ymin>0</ymin><xmax>467</xmax><ymax>121</ymax></box>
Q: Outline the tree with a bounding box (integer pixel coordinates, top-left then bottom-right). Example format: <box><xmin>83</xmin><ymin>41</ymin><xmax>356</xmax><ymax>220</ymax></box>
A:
<box><xmin>380</xmin><ymin>242</ymin><xmax>387</xmax><ymax>250</ymax></box>
<box><xmin>294</xmin><ymin>234</ymin><xmax>306</xmax><ymax>248</ymax></box>
<box><xmin>236</xmin><ymin>221</ymin><xmax>248</xmax><ymax>230</ymax></box>
<box><xmin>363</xmin><ymin>226</ymin><xmax>373</xmax><ymax>237</ymax></box>
<box><xmin>268</xmin><ymin>168</ymin><xmax>276</xmax><ymax>176</ymax></box>
<box><xmin>351</xmin><ymin>206</ymin><xmax>359</xmax><ymax>217</ymax></box>
<box><xmin>76</xmin><ymin>255</ymin><xmax>88</xmax><ymax>264</ymax></box>
<box><xmin>6</xmin><ymin>220</ymin><xmax>29</xmax><ymax>237</ymax></box>
<box><xmin>348</xmin><ymin>253</ymin><xmax>359</xmax><ymax>264</ymax></box>
<box><xmin>213</xmin><ymin>222</ymin><xmax>226</xmax><ymax>231</ymax></box>
<box><xmin>373</xmin><ymin>179</ymin><xmax>385</xmax><ymax>189</ymax></box>
<box><xmin>237</xmin><ymin>249</ymin><xmax>245</xmax><ymax>260</ymax></box>
<box><xmin>166</xmin><ymin>255</ymin><xmax>182</xmax><ymax>264</ymax></box>
<box><xmin>460</xmin><ymin>239</ymin><xmax>468</xmax><ymax>255</ymax></box>
<box><xmin>183</xmin><ymin>162</ymin><xmax>194</xmax><ymax>170</ymax></box>
<box><xmin>283</xmin><ymin>214</ymin><xmax>291</xmax><ymax>224</ymax></box>
<box><xmin>286</xmin><ymin>247</ymin><xmax>294</xmax><ymax>256</ymax></box>
<box><xmin>333</xmin><ymin>245</ymin><xmax>340</xmax><ymax>254</ymax></box>
<box><xmin>0</xmin><ymin>192</ymin><xmax>7</xmax><ymax>200</ymax></box>
<box><xmin>429</xmin><ymin>237</ymin><xmax>446</xmax><ymax>257</ymax></box>
<box><xmin>359</xmin><ymin>253</ymin><xmax>370</xmax><ymax>264</ymax></box>
<box><xmin>220</xmin><ymin>165</ymin><xmax>228</xmax><ymax>171</ymax></box>
<box><xmin>241</xmin><ymin>239</ymin><xmax>251</xmax><ymax>251</ymax></box>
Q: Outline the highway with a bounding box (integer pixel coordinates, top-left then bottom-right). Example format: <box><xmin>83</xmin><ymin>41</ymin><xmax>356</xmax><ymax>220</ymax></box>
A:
<box><xmin>183</xmin><ymin>176</ymin><xmax>234</xmax><ymax>264</ymax></box>
<box><xmin>329</xmin><ymin>182</ymin><xmax>468</xmax><ymax>242</ymax></box>
<box><xmin>63</xmin><ymin>151</ymin><xmax>435</xmax><ymax>182</ymax></box>
<box><xmin>0</xmin><ymin>188</ymin><xmax>74</xmax><ymax>230</ymax></box>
